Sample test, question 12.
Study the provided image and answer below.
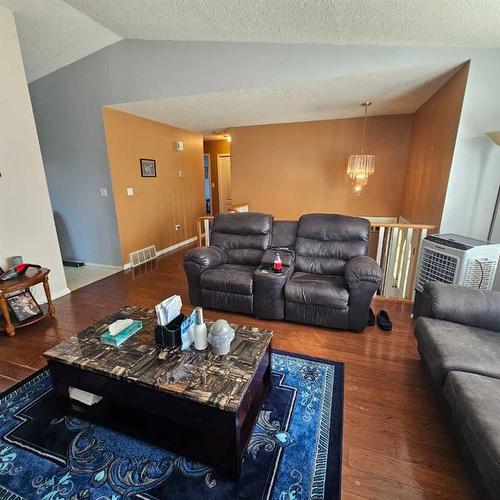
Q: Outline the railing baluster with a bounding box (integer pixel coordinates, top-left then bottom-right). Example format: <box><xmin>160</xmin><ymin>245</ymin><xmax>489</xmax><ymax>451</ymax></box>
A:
<box><xmin>197</xmin><ymin>216</ymin><xmax>214</xmax><ymax>246</ymax></box>
<box><xmin>400</xmin><ymin>227</ymin><xmax>413</xmax><ymax>299</ymax></box>
<box><xmin>204</xmin><ymin>219</ymin><xmax>211</xmax><ymax>246</ymax></box>
<box><xmin>375</xmin><ymin>227</ymin><xmax>385</xmax><ymax>265</ymax></box>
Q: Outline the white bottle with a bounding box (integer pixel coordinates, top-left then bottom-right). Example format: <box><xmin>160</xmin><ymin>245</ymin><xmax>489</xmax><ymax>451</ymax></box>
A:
<box><xmin>193</xmin><ymin>307</ymin><xmax>208</xmax><ymax>350</ymax></box>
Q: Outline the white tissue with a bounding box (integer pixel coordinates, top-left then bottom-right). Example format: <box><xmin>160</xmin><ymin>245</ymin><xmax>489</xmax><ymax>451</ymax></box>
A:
<box><xmin>155</xmin><ymin>295</ymin><xmax>182</xmax><ymax>326</ymax></box>
<box><xmin>108</xmin><ymin>318</ymin><xmax>133</xmax><ymax>336</ymax></box>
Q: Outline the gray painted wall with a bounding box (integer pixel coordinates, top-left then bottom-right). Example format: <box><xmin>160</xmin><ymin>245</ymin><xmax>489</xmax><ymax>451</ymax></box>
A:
<box><xmin>29</xmin><ymin>40</ymin><xmax>500</xmax><ymax>267</ymax></box>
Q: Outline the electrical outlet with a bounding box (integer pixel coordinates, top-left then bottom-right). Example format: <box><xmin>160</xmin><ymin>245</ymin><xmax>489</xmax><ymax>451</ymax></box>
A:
<box><xmin>175</xmin><ymin>224</ymin><xmax>181</xmax><ymax>231</ymax></box>
<box><xmin>99</xmin><ymin>188</ymin><xmax>108</xmax><ymax>197</ymax></box>
<box><xmin>127</xmin><ymin>187</ymin><xmax>134</xmax><ymax>196</ymax></box>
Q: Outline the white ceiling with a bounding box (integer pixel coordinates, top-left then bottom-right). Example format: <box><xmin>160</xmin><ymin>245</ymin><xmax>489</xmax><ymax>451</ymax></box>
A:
<box><xmin>108</xmin><ymin>63</ymin><xmax>462</xmax><ymax>133</ymax></box>
<box><xmin>66</xmin><ymin>0</ymin><xmax>500</xmax><ymax>46</ymax></box>
<box><xmin>1</xmin><ymin>0</ymin><xmax>499</xmax><ymax>83</ymax></box>
<box><xmin>0</xmin><ymin>0</ymin><xmax>121</xmax><ymax>82</ymax></box>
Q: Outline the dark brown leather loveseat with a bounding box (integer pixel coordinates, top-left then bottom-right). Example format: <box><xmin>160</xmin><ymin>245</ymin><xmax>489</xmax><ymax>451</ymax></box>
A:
<box><xmin>184</xmin><ymin>212</ymin><xmax>382</xmax><ymax>332</ymax></box>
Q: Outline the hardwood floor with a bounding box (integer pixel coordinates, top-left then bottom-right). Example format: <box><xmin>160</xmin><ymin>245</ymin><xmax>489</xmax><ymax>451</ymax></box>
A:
<box><xmin>0</xmin><ymin>245</ymin><xmax>477</xmax><ymax>499</ymax></box>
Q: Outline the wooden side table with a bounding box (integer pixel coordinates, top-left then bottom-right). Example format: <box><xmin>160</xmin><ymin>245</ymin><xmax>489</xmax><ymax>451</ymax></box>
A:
<box><xmin>0</xmin><ymin>268</ymin><xmax>55</xmax><ymax>336</ymax></box>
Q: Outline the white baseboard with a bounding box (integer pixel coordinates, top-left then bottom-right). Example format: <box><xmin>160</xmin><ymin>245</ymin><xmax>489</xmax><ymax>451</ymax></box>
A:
<box><xmin>34</xmin><ymin>286</ymin><xmax>71</xmax><ymax>305</ymax></box>
<box><xmin>397</xmin><ymin>216</ymin><xmax>412</xmax><ymax>224</ymax></box>
<box><xmin>123</xmin><ymin>236</ymin><xmax>197</xmax><ymax>270</ymax></box>
<box><xmin>360</xmin><ymin>216</ymin><xmax>399</xmax><ymax>224</ymax></box>
<box><xmin>53</xmin><ymin>287</ymin><xmax>71</xmax><ymax>299</ymax></box>
<box><xmin>83</xmin><ymin>262</ymin><xmax>123</xmax><ymax>270</ymax></box>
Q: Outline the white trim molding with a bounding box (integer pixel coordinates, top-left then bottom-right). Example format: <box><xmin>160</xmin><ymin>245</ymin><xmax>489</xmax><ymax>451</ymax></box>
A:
<box><xmin>52</xmin><ymin>287</ymin><xmax>71</xmax><ymax>299</ymax></box>
<box><xmin>122</xmin><ymin>236</ymin><xmax>197</xmax><ymax>270</ymax></box>
<box><xmin>34</xmin><ymin>286</ymin><xmax>71</xmax><ymax>305</ymax></box>
<box><xmin>83</xmin><ymin>262</ymin><xmax>123</xmax><ymax>270</ymax></box>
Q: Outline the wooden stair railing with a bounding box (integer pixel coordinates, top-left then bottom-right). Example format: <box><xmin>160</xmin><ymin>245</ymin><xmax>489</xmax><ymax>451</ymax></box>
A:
<box><xmin>370</xmin><ymin>222</ymin><xmax>436</xmax><ymax>301</ymax></box>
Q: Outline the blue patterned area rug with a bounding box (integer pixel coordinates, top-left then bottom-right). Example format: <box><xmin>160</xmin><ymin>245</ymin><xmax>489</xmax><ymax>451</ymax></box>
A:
<box><xmin>0</xmin><ymin>351</ymin><xmax>343</xmax><ymax>500</ymax></box>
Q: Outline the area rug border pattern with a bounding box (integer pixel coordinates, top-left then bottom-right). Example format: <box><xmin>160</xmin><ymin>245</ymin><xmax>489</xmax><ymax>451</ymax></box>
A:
<box><xmin>273</xmin><ymin>349</ymin><xmax>344</xmax><ymax>500</ymax></box>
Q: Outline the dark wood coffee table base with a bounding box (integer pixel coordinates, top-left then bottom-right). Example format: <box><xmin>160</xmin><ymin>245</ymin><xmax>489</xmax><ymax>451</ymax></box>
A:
<box><xmin>47</xmin><ymin>345</ymin><xmax>271</xmax><ymax>480</ymax></box>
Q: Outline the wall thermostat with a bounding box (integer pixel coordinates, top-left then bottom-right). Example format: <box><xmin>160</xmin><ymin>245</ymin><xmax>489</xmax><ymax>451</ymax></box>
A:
<box><xmin>176</xmin><ymin>141</ymin><xmax>184</xmax><ymax>151</ymax></box>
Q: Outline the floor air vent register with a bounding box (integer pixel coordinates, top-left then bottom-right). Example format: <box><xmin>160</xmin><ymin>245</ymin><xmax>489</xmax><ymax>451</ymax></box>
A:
<box><xmin>129</xmin><ymin>245</ymin><xmax>157</xmax><ymax>267</ymax></box>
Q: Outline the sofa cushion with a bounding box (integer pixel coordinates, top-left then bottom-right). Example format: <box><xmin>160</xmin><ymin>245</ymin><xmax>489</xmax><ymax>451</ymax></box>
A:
<box><xmin>210</xmin><ymin>212</ymin><xmax>273</xmax><ymax>265</ymax></box>
<box><xmin>422</xmin><ymin>282</ymin><xmax>500</xmax><ymax>333</ymax></box>
<box><xmin>271</xmin><ymin>220</ymin><xmax>298</xmax><ymax>249</ymax></box>
<box><xmin>201</xmin><ymin>289</ymin><xmax>253</xmax><ymax>314</ymax></box>
<box><xmin>415</xmin><ymin>317</ymin><xmax>500</xmax><ymax>385</ymax></box>
<box><xmin>444</xmin><ymin>371</ymin><xmax>500</xmax><ymax>499</ymax></box>
<box><xmin>285</xmin><ymin>272</ymin><xmax>349</xmax><ymax>309</ymax></box>
<box><xmin>201</xmin><ymin>264</ymin><xmax>256</xmax><ymax>295</ymax></box>
<box><xmin>294</xmin><ymin>214</ymin><xmax>370</xmax><ymax>275</ymax></box>
<box><xmin>285</xmin><ymin>301</ymin><xmax>349</xmax><ymax>329</ymax></box>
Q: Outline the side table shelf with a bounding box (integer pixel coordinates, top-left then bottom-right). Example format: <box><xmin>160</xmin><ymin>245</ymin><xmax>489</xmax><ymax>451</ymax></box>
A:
<box><xmin>0</xmin><ymin>268</ymin><xmax>55</xmax><ymax>336</ymax></box>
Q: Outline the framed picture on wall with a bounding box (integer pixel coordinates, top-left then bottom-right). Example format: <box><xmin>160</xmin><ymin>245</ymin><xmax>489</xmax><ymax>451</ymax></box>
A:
<box><xmin>140</xmin><ymin>158</ymin><xmax>157</xmax><ymax>177</ymax></box>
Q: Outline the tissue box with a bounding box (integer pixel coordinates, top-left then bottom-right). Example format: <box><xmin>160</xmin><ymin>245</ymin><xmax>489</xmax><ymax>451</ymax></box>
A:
<box><xmin>100</xmin><ymin>320</ymin><xmax>142</xmax><ymax>346</ymax></box>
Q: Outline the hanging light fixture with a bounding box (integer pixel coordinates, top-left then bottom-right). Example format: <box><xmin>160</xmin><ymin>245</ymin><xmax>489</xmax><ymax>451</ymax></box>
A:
<box><xmin>347</xmin><ymin>102</ymin><xmax>375</xmax><ymax>192</ymax></box>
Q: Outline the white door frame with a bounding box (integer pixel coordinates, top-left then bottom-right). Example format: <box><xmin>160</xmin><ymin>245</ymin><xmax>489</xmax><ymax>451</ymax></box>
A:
<box><xmin>203</xmin><ymin>153</ymin><xmax>212</xmax><ymax>214</ymax></box>
<box><xmin>217</xmin><ymin>153</ymin><xmax>231</xmax><ymax>213</ymax></box>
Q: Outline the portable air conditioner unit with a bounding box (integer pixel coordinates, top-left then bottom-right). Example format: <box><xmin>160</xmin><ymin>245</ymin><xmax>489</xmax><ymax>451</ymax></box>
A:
<box><xmin>413</xmin><ymin>233</ymin><xmax>500</xmax><ymax>317</ymax></box>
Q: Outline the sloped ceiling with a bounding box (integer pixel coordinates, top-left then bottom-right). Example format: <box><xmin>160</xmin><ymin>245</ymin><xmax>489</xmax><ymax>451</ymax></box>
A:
<box><xmin>0</xmin><ymin>0</ymin><xmax>121</xmax><ymax>82</ymax></box>
<box><xmin>66</xmin><ymin>0</ymin><xmax>500</xmax><ymax>46</ymax></box>
<box><xmin>1</xmin><ymin>0</ymin><xmax>500</xmax><ymax>83</ymax></box>
<box><xmin>108</xmin><ymin>63</ymin><xmax>463</xmax><ymax>132</ymax></box>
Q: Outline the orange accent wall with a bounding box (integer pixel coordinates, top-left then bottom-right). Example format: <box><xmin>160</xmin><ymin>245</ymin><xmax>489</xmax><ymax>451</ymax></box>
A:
<box><xmin>102</xmin><ymin>108</ymin><xmax>205</xmax><ymax>264</ymax></box>
<box><xmin>401</xmin><ymin>63</ymin><xmax>470</xmax><ymax>227</ymax></box>
<box><xmin>230</xmin><ymin>114</ymin><xmax>413</xmax><ymax>219</ymax></box>
<box><xmin>203</xmin><ymin>139</ymin><xmax>230</xmax><ymax>215</ymax></box>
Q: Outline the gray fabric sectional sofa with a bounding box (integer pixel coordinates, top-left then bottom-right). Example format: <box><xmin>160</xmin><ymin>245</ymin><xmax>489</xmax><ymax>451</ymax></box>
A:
<box><xmin>415</xmin><ymin>282</ymin><xmax>500</xmax><ymax>499</ymax></box>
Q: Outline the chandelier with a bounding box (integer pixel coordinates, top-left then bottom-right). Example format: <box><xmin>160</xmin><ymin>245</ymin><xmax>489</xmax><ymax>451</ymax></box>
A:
<box><xmin>347</xmin><ymin>102</ymin><xmax>375</xmax><ymax>193</ymax></box>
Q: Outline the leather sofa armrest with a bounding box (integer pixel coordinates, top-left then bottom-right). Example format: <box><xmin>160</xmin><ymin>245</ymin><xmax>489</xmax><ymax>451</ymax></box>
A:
<box><xmin>344</xmin><ymin>256</ymin><xmax>382</xmax><ymax>289</ymax></box>
<box><xmin>183</xmin><ymin>246</ymin><xmax>227</xmax><ymax>306</ymax></box>
<box><xmin>422</xmin><ymin>282</ymin><xmax>500</xmax><ymax>332</ymax></box>
<box><xmin>344</xmin><ymin>256</ymin><xmax>382</xmax><ymax>332</ymax></box>
<box><xmin>184</xmin><ymin>246</ymin><xmax>227</xmax><ymax>271</ymax></box>
<box><xmin>254</xmin><ymin>265</ymin><xmax>295</xmax><ymax>320</ymax></box>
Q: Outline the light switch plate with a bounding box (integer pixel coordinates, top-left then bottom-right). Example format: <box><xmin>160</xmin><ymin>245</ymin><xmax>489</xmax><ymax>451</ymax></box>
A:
<box><xmin>127</xmin><ymin>187</ymin><xmax>134</xmax><ymax>196</ymax></box>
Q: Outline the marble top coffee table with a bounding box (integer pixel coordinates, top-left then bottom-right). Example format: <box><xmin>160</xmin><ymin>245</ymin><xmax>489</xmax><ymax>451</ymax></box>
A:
<box><xmin>44</xmin><ymin>306</ymin><xmax>273</xmax><ymax>479</ymax></box>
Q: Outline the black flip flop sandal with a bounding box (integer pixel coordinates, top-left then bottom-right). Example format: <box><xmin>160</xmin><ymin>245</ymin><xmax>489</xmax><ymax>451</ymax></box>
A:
<box><xmin>368</xmin><ymin>307</ymin><xmax>375</xmax><ymax>326</ymax></box>
<box><xmin>376</xmin><ymin>310</ymin><xmax>392</xmax><ymax>331</ymax></box>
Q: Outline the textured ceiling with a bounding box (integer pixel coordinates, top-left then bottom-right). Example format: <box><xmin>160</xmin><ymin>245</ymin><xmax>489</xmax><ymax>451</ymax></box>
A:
<box><xmin>0</xmin><ymin>0</ymin><xmax>121</xmax><ymax>82</ymax></box>
<box><xmin>67</xmin><ymin>0</ymin><xmax>500</xmax><ymax>46</ymax></box>
<box><xmin>109</xmin><ymin>64</ymin><xmax>461</xmax><ymax>133</ymax></box>
<box><xmin>3</xmin><ymin>0</ymin><xmax>499</xmax><ymax>83</ymax></box>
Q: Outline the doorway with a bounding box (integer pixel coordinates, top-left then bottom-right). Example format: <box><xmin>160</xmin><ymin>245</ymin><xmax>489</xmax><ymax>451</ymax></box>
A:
<box><xmin>217</xmin><ymin>154</ymin><xmax>232</xmax><ymax>213</ymax></box>
<box><xmin>203</xmin><ymin>154</ymin><xmax>212</xmax><ymax>215</ymax></box>
<box><xmin>203</xmin><ymin>136</ymin><xmax>231</xmax><ymax>215</ymax></box>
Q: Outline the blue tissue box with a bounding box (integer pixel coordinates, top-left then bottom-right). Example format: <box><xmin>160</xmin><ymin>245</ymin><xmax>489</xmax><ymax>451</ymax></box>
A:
<box><xmin>100</xmin><ymin>320</ymin><xmax>142</xmax><ymax>346</ymax></box>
